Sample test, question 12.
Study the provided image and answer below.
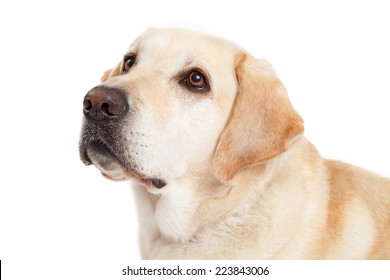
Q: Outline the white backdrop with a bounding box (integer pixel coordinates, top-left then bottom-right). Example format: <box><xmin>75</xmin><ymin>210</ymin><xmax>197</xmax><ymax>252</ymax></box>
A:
<box><xmin>0</xmin><ymin>0</ymin><xmax>389</xmax><ymax>279</ymax></box>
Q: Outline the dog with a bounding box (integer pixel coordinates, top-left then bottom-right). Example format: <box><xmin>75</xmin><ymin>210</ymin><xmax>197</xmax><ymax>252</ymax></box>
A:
<box><xmin>79</xmin><ymin>28</ymin><xmax>390</xmax><ymax>259</ymax></box>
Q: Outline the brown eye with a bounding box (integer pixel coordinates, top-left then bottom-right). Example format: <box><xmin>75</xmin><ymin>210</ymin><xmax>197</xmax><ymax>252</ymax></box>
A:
<box><xmin>185</xmin><ymin>71</ymin><xmax>208</xmax><ymax>92</ymax></box>
<box><xmin>122</xmin><ymin>56</ymin><xmax>136</xmax><ymax>74</ymax></box>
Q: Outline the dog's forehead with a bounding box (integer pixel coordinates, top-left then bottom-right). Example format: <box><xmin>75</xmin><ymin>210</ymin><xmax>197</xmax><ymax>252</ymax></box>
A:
<box><xmin>130</xmin><ymin>28</ymin><xmax>240</xmax><ymax>66</ymax></box>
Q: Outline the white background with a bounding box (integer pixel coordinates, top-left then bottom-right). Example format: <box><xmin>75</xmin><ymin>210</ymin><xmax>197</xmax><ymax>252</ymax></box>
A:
<box><xmin>0</xmin><ymin>0</ymin><xmax>389</xmax><ymax>279</ymax></box>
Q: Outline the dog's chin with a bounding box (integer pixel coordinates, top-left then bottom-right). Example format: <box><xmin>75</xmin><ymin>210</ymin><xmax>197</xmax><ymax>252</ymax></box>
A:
<box><xmin>82</xmin><ymin>142</ymin><xmax>167</xmax><ymax>189</ymax></box>
<box><xmin>83</xmin><ymin>142</ymin><xmax>128</xmax><ymax>181</ymax></box>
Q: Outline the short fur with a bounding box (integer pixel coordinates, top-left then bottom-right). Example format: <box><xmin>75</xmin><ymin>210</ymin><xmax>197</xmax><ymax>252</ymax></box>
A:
<box><xmin>80</xmin><ymin>28</ymin><xmax>390</xmax><ymax>259</ymax></box>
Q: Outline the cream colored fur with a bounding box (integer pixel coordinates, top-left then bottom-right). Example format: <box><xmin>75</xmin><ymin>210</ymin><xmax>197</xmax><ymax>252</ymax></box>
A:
<box><xmin>82</xmin><ymin>28</ymin><xmax>390</xmax><ymax>259</ymax></box>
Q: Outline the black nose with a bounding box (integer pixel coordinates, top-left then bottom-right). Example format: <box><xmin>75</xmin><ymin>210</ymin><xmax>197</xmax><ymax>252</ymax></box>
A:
<box><xmin>83</xmin><ymin>86</ymin><xmax>128</xmax><ymax>121</ymax></box>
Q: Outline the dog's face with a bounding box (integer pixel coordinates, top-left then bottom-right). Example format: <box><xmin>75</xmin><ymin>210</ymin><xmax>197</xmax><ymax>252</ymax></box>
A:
<box><xmin>79</xmin><ymin>28</ymin><xmax>303</xmax><ymax>191</ymax></box>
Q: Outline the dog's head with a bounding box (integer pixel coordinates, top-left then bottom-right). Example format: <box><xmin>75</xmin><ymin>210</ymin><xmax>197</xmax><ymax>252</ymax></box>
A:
<box><xmin>79</xmin><ymin>28</ymin><xmax>303</xmax><ymax>191</ymax></box>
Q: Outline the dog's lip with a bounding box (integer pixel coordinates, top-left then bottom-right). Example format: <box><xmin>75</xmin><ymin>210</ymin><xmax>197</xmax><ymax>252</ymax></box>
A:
<box><xmin>80</xmin><ymin>141</ymin><xmax>114</xmax><ymax>167</ymax></box>
<box><xmin>82</xmin><ymin>141</ymin><xmax>166</xmax><ymax>188</ymax></box>
<box><xmin>86</xmin><ymin>141</ymin><xmax>120</xmax><ymax>169</ymax></box>
<box><xmin>81</xmin><ymin>146</ymin><xmax>93</xmax><ymax>166</ymax></box>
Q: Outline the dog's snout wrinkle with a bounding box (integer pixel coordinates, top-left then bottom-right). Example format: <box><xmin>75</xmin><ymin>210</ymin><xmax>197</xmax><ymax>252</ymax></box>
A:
<box><xmin>83</xmin><ymin>86</ymin><xmax>128</xmax><ymax>121</ymax></box>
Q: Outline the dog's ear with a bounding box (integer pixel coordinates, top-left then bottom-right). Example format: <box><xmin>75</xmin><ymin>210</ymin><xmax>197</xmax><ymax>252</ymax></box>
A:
<box><xmin>213</xmin><ymin>54</ymin><xmax>304</xmax><ymax>182</ymax></box>
<box><xmin>101</xmin><ymin>63</ymin><xmax>121</xmax><ymax>83</ymax></box>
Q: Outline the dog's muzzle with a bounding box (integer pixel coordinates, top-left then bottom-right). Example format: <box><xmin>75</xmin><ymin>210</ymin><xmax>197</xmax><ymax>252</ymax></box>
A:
<box><xmin>79</xmin><ymin>85</ymin><xmax>130</xmax><ymax>169</ymax></box>
<box><xmin>79</xmin><ymin>86</ymin><xmax>167</xmax><ymax>189</ymax></box>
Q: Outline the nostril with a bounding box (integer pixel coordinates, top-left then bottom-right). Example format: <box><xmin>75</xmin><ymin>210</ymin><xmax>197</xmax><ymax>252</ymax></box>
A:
<box><xmin>101</xmin><ymin>103</ymin><xmax>115</xmax><ymax>116</ymax></box>
<box><xmin>83</xmin><ymin>98</ymin><xmax>92</xmax><ymax>111</ymax></box>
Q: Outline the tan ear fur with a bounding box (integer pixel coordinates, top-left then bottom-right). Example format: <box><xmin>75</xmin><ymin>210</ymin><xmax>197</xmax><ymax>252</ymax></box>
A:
<box><xmin>100</xmin><ymin>63</ymin><xmax>121</xmax><ymax>83</ymax></box>
<box><xmin>213</xmin><ymin>54</ymin><xmax>304</xmax><ymax>182</ymax></box>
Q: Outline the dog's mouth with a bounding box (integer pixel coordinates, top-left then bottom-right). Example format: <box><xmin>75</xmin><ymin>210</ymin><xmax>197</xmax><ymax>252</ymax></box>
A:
<box><xmin>81</xmin><ymin>141</ymin><xmax>166</xmax><ymax>189</ymax></box>
<box><xmin>83</xmin><ymin>141</ymin><xmax>121</xmax><ymax>171</ymax></box>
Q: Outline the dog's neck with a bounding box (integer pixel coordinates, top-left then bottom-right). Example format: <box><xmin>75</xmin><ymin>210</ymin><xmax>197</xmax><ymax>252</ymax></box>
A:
<box><xmin>132</xmin><ymin>158</ymin><xmax>282</xmax><ymax>247</ymax></box>
<box><xmin>133</xmin><ymin>137</ymin><xmax>320</xmax><ymax>250</ymax></box>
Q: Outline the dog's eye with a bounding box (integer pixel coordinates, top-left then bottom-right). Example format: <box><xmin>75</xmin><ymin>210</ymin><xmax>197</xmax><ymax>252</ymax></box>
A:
<box><xmin>184</xmin><ymin>71</ymin><xmax>208</xmax><ymax>92</ymax></box>
<box><xmin>122</xmin><ymin>56</ymin><xmax>136</xmax><ymax>74</ymax></box>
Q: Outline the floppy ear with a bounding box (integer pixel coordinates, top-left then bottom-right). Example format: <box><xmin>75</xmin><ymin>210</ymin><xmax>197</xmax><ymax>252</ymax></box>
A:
<box><xmin>213</xmin><ymin>54</ymin><xmax>304</xmax><ymax>182</ymax></box>
<box><xmin>100</xmin><ymin>63</ymin><xmax>121</xmax><ymax>83</ymax></box>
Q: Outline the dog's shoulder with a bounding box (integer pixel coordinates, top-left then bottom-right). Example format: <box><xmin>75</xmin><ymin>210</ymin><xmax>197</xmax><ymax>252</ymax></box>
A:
<box><xmin>323</xmin><ymin>160</ymin><xmax>390</xmax><ymax>258</ymax></box>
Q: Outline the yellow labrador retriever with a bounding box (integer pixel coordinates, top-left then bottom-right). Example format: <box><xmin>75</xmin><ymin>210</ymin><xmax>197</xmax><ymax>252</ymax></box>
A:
<box><xmin>79</xmin><ymin>28</ymin><xmax>390</xmax><ymax>259</ymax></box>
